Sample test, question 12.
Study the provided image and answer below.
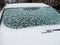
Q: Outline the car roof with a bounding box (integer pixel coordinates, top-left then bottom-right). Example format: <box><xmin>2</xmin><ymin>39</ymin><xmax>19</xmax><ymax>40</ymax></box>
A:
<box><xmin>5</xmin><ymin>3</ymin><xmax>50</xmax><ymax>8</ymax></box>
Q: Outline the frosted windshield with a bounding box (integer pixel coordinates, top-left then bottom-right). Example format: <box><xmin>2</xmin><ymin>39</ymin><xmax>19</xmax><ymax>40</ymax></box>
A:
<box><xmin>2</xmin><ymin>7</ymin><xmax>60</xmax><ymax>29</ymax></box>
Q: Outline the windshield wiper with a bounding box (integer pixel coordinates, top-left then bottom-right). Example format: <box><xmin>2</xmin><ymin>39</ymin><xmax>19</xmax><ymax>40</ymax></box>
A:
<box><xmin>53</xmin><ymin>29</ymin><xmax>60</xmax><ymax>31</ymax></box>
<box><xmin>42</xmin><ymin>29</ymin><xmax>60</xmax><ymax>34</ymax></box>
<box><xmin>42</xmin><ymin>30</ymin><xmax>53</xmax><ymax>34</ymax></box>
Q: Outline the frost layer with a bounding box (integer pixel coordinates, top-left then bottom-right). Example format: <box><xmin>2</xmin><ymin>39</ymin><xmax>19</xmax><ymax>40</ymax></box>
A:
<box><xmin>3</xmin><ymin>7</ymin><xmax>60</xmax><ymax>29</ymax></box>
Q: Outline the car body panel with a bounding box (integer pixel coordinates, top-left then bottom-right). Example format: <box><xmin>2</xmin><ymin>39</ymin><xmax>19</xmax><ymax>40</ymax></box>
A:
<box><xmin>0</xmin><ymin>3</ymin><xmax>60</xmax><ymax>45</ymax></box>
<box><xmin>1</xmin><ymin>23</ymin><xmax>60</xmax><ymax>45</ymax></box>
<box><xmin>1</xmin><ymin>20</ymin><xmax>60</xmax><ymax>45</ymax></box>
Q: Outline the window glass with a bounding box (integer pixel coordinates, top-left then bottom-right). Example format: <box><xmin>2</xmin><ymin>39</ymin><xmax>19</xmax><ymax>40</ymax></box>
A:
<box><xmin>3</xmin><ymin>7</ymin><xmax>60</xmax><ymax>29</ymax></box>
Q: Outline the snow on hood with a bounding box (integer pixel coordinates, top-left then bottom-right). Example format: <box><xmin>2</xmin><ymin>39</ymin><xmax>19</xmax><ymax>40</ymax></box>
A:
<box><xmin>5</xmin><ymin>3</ymin><xmax>50</xmax><ymax>8</ymax></box>
<box><xmin>0</xmin><ymin>23</ymin><xmax>60</xmax><ymax>33</ymax></box>
<box><xmin>1</xmin><ymin>24</ymin><xmax>60</xmax><ymax>45</ymax></box>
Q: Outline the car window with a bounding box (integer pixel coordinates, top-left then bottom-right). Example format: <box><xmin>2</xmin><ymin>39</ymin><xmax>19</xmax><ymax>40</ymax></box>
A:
<box><xmin>2</xmin><ymin>7</ymin><xmax>60</xmax><ymax>29</ymax></box>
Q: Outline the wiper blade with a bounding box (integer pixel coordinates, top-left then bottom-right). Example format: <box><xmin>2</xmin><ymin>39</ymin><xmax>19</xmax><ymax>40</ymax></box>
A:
<box><xmin>53</xmin><ymin>29</ymin><xmax>60</xmax><ymax>31</ymax></box>
<box><xmin>42</xmin><ymin>29</ymin><xmax>60</xmax><ymax>34</ymax></box>
<box><xmin>42</xmin><ymin>30</ymin><xmax>53</xmax><ymax>34</ymax></box>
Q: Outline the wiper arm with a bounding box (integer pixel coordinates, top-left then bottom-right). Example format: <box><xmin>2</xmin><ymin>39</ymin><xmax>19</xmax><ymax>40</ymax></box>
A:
<box><xmin>53</xmin><ymin>29</ymin><xmax>60</xmax><ymax>31</ymax></box>
<box><xmin>42</xmin><ymin>30</ymin><xmax>53</xmax><ymax>34</ymax></box>
<box><xmin>42</xmin><ymin>29</ymin><xmax>60</xmax><ymax>34</ymax></box>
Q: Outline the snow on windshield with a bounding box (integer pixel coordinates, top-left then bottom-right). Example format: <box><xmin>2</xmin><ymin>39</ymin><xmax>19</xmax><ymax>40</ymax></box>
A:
<box><xmin>2</xmin><ymin>7</ymin><xmax>60</xmax><ymax>29</ymax></box>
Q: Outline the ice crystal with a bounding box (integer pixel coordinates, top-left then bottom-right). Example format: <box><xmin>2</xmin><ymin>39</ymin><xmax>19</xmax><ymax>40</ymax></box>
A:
<box><xmin>3</xmin><ymin>7</ymin><xmax>60</xmax><ymax>29</ymax></box>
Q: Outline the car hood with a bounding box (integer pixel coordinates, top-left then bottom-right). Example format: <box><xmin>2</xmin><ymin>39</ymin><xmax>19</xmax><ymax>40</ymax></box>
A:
<box><xmin>0</xmin><ymin>24</ymin><xmax>60</xmax><ymax>45</ymax></box>
<box><xmin>0</xmin><ymin>23</ymin><xmax>60</xmax><ymax>32</ymax></box>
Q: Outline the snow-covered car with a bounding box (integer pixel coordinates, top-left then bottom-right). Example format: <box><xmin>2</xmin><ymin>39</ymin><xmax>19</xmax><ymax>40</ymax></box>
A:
<box><xmin>0</xmin><ymin>3</ymin><xmax>60</xmax><ymax>45</ymax></box>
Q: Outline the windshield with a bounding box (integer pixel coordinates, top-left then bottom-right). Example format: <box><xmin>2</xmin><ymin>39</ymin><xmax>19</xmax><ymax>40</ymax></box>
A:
<box><xmin>2</xmin><ymin>7</ymin><xmax>60</xmax><ymax>29</ymax></box>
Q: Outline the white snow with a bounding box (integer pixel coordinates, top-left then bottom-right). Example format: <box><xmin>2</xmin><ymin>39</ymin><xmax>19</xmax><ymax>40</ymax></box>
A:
<box><xmin>1</xmin><ymin>23</ymin><xmax>60</xmax><ymax>45</ymax></box>
<box><xmin>5</xmin><ymin>3</ymin><xmax>50</xmax><ymax>8</ymax></box>
<box><xmin>1</xmin><ymin>23</ymin><xmax>60</xmax><ymax>32</ymax></box>
<box><xmin>1</xmin><ymin>3</ymin><xmax>60</xmax><ymax>45</ymax></box>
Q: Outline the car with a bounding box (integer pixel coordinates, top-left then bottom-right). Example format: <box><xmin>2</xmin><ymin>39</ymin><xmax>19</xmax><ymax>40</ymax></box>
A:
<box><xmin>0</xmin><ymin>3</ymin><xmax>60</xmax><ymax>45</ymax></box>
